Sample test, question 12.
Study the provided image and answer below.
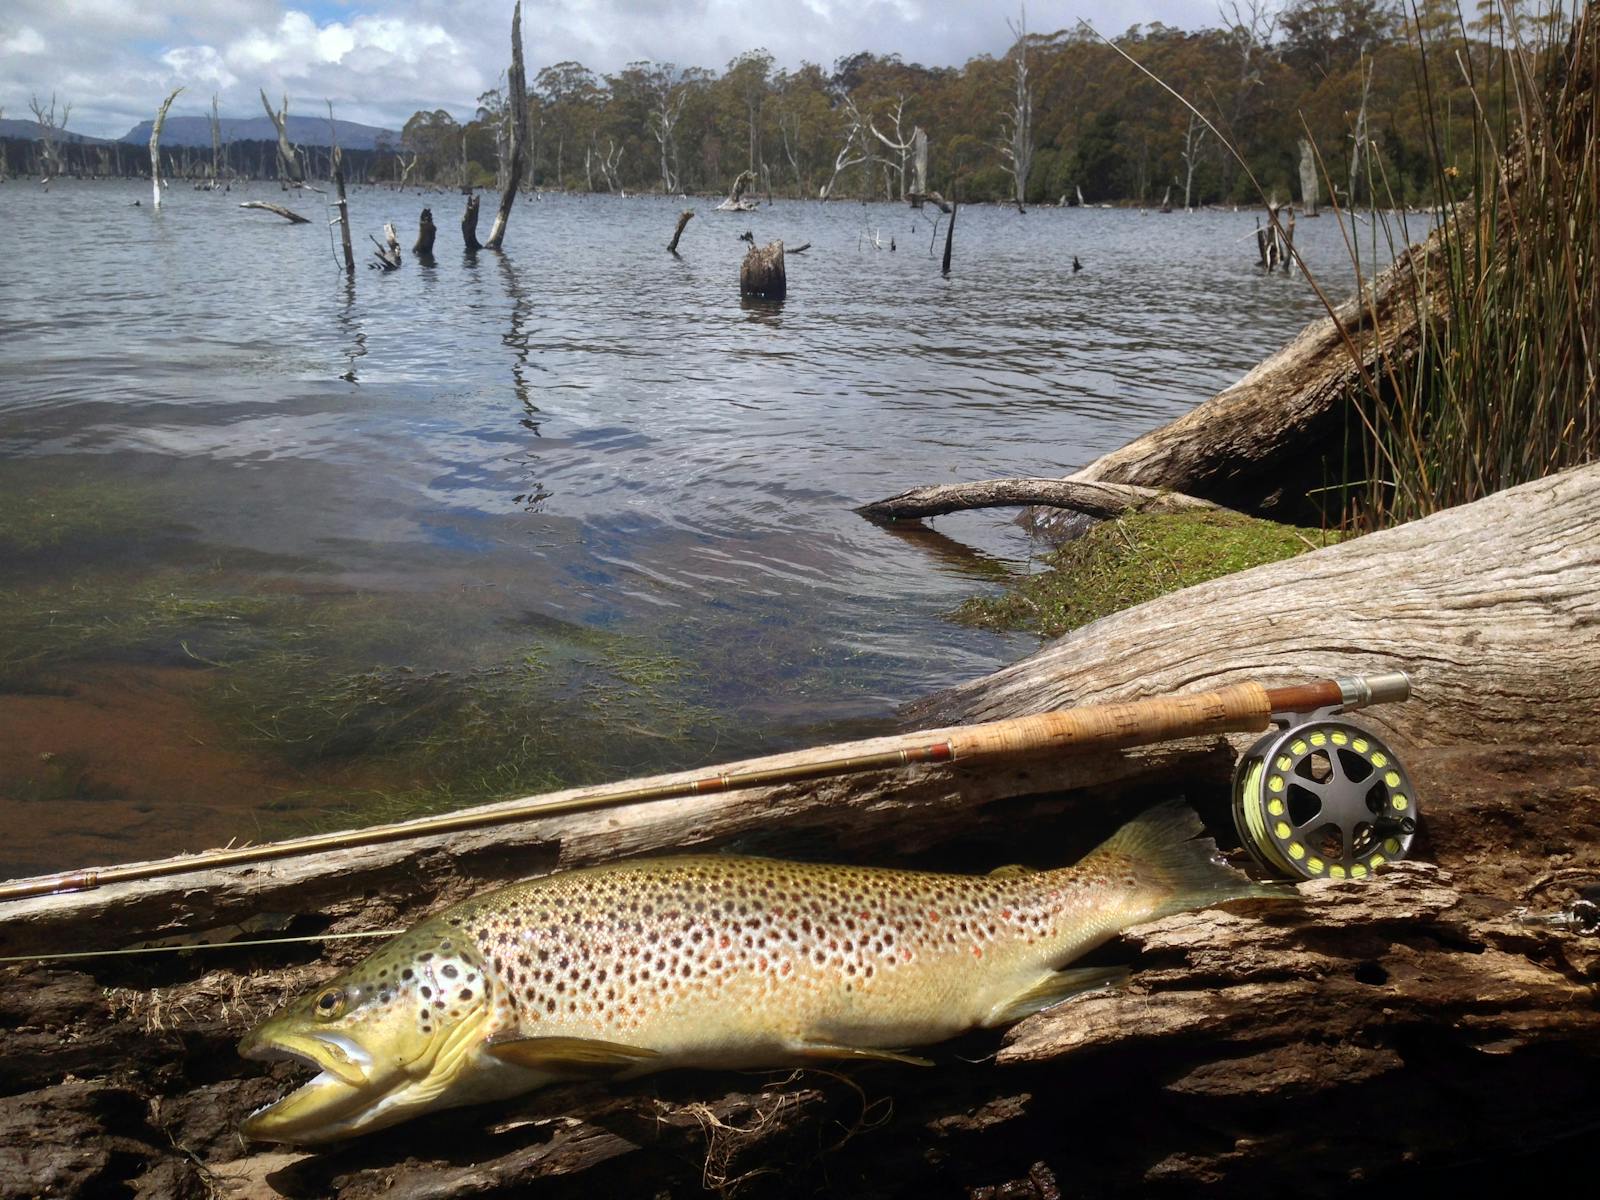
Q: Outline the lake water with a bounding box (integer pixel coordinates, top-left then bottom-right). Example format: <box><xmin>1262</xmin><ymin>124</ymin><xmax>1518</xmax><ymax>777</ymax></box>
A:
<box><xmin>0</xmin><ymin>179</ymin><xmax>1398</xmax><ymax>877</ymax></box>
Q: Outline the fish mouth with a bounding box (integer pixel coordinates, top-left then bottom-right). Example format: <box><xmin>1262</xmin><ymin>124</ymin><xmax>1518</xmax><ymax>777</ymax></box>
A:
<box><xmin>238</xmin><ymin>1030</ymin><xmax>378</xmax><ymax>1143</ymax></box>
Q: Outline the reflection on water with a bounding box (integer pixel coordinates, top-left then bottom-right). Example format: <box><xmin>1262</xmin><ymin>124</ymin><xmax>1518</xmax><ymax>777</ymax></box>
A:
<box><xmin>0</xmin><ymin>180</ymin><xmax>1390</xmax><ymax>876</ymax></box>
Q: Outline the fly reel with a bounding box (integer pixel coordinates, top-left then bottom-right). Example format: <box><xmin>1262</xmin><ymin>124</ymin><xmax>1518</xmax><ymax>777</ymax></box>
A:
<box><xmin>1232</xmin><ymin>677</ymin><xmax>1419</xmax><ymax>882</ymax></box>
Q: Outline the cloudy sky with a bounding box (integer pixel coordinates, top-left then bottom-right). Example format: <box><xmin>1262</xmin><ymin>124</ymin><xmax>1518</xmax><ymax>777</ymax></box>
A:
<box><xmin>2</xmin><ymin>1</ymin><xmax>1246</xmax><ymax>138</ymax></box>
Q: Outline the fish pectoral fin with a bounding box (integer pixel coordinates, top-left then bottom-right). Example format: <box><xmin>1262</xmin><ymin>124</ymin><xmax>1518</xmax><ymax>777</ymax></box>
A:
<box><xmin>987</xmin><ymin>864</ymin><xmax>1038</xmax><ymax>878</ymax></box>
<box><xmin>793</xmin><ymin>1041</ymin><xmax>934</xmax><ymax>1068</ymax></box>
<box><xmin>982</xmin><ymin>965</ymin><xmax>1130</xmax><ymax>1028</ymax></box>
<box><xmin>484</xmin><ymin>1034</ymin><xmax>662</xmax><ymax>1078</ymax></box>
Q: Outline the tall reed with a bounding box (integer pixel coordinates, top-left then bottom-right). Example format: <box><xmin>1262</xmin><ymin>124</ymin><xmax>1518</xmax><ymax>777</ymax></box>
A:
<box><xmin>1347</xmin><ymin>1</ymin><xmax>1597</xmax><ymax>527</ymax></box>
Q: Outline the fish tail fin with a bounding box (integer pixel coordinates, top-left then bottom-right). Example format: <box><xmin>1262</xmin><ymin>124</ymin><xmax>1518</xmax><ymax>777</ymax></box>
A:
<box><xmin>1086</xmin><ymin>799</ymin><xmax>1291</xmax><ymax>921</ymax></box>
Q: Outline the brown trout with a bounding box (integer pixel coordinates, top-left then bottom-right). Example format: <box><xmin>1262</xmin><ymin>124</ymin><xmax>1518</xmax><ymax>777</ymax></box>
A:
<box><xmin>240</xmin><ymin>801</ymin><xmax>1278</xmax><ymax>1142</ymax></box>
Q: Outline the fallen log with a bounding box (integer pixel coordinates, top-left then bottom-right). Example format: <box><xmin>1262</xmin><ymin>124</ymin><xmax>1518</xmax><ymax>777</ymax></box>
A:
<box><xmin>856</xmin><ymin>477</ymin><xmax>1220</xmax><ymax>523</ymax></box>
<box><xmin>239</xmin><ymin>201</ymin><xmax>309</xmax><ymax>224</ymax></box>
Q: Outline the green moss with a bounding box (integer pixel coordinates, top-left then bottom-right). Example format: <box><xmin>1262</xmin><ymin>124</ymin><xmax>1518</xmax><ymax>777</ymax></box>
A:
<box><xmin>953</xmin><ymin>510</ymin><xmax>1340</xmax><ymax>641</ymax></box>
<box><xmin>0</xmin><ymin>476</ymin><xmax>177</xmax><ymax>557</ymax></box>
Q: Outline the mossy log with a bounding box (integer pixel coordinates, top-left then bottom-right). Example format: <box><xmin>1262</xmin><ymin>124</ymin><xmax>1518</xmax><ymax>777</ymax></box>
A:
<box><xmin>3</xmin><ymin>467</ymin><xmax>1599</xmax><ymax>1197</ymax></box>
<box><xmin>857</xmin><ymin>477</ymin><xmax>1220</xmax><ymax>523</ymax></box>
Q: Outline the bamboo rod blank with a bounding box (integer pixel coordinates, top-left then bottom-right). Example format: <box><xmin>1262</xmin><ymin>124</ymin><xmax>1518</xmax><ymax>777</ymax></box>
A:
<box><xmin>0</xmin><ymin>674</ymin><xmax>1407</xmax><ymax>903</ymax></box>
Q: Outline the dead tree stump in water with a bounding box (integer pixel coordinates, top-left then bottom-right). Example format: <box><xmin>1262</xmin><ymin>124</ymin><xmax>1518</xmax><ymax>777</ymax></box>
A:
<box><xmin>667</xmin><ymin>208</ymin><xmax>694</xmax><ymax>254</ymax></box>
<box><xmin>740</xmin><ymin>239</ymin><xmax>786</xmax><ymax>300</ymax></box>
<box><xmin>370</xmin><ymin>222</ymin><xmax>401</xmax><ymax>271</ymax></box>
<box><xmin>414</xmin><ymin>207</ymin><xmax>437</xmax><ymax>256</ymax></box>
<box><xmin>239</xmin><ymin>200</ymin><xmax>309</xmax><ymax>223</ymax></box>
<box><xmin>462</xmin><ymin>193</ymin><xmax>482</xmax><ymax>252</ymax></box>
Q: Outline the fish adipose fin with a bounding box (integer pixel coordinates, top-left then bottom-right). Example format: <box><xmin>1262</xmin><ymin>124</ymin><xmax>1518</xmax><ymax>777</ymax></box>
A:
<box><xmin>983</xmin><ymin>965</ymin><xmax>1130</xmax><ymax>1028</ymax></box>
<box><xmin>484</xmin><ymin>1034</ymin><xmax>662</xmax><ymax>1077</ymax></box>
<box><xmin>988</xmin><ymin>864</ymin><xmax>1038</xmax><ymax>878</ymax></box>
<box><xmin>1092</xmin><ymin>799</ymin><xmax>1293</xmax><ymax>922</ymax></box>
<box><xmin>793</xmin><ymin>1042</ymin><xmax>935</xmax><ymax>1067</ymax></box>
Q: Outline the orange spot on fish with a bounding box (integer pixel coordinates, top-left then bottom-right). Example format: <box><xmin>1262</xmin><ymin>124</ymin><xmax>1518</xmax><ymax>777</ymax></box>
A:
<box><xmin>719</xmin><ymin>935</ymin><xmax>730</xmax><ymax>949</ymax></box>
<box><xmin>972</xmin><ymin>946</ymin><xmax>983</xmax><ymax>958</ymax></box>
<box><xmin>927</xmin><ymin>909</ymin><xmax>941</xmax><ymax>922</ymax></box>
<box><xmin>999</xmin><ymin>908</ymin><xmax>1012</xmax><ymax>920</ymax></box>
<box><xmin>901</xmin><ymin>948</ymin><xmax>913</xmax><ymax>962</ymax></box>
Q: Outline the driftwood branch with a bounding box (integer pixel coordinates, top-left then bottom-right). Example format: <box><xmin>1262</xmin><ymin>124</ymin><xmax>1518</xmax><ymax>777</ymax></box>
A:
<box><xmin>856</xmin><ymin>478</ymin><xmax>1220</xmax><ymax>523</ymax></box>
<box><xmin>239</xmin><ymin>200</ymin><xmax>309</xmax><ymax>223</ymax></box>
<box><xmin>666</xmin><ymin>208</ymin><xmax>694</xmax><ymax>253</ymax></box>
<box><xmin>717</xmin><ymin>169</ymin><xmax>758</xmax><ymax>212</ymax></box>
<box><xmin>370</xmin><ymin>222</ymin><xmax>402</xmax><ymax>271</ymax></box>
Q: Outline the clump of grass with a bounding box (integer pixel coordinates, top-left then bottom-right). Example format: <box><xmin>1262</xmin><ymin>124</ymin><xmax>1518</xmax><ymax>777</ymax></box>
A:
<box><xmin>1344</xmin><ymin>3</ymin><xmax>1597</xmax><ymax>526</ymax></box>
<box><xmin>952</xmin><ymin>510</ymin><xmax>1336</xmax><ymax>640</ymax></box>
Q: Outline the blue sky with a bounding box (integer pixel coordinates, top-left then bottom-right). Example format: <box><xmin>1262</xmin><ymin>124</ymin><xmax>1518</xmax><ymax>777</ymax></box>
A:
<box><xmin>2</xmin><ymin>1</ymin><xmax>1251</xmax><ymax>138</ymax></box>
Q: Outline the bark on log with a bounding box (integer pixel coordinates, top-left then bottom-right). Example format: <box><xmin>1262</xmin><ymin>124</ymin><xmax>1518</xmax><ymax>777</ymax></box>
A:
<box><xmin>462</xmin><ymin>193</ymin><xmax>483</xmax><ymax>252</ymax></box>
<box><xmin>483</xmin><ymin>4</ymin><xmax>527</xmax><ymax>252</ymax></box>
<box><xmin>856</xmin><ymin>477</ymin><xmax>1220</xmax><ymax>523</ymax></box>
<box><xmin>666</xmin><ymin>208</ymin><xmax>694</xmax><ymax>253</ymax></box>
<box><xmin>414</xmin><ymin>207</ymin><xmax>437</xmax><ymax>256</ymax></box>
<box><xmin>332</xmin><ymin>159</ymin><xmax>355</xmax><ymax>275</ymax></box>
<box><xmin>740</xmin><ymin>239</ymin><xmax>785</xmax><ymax>300</ymax></box>
<box><xmin>239</xmin><ymin>201</ymin><xmax>309</xmax><ymax>223</ymax></box>
<box><xmin>4</xmin><ymin>469</ymin><xmax>1599</xmax><ymax>1197</ymax></box>
<box><xmin>1027</xmin><ymin>214</ymin><xmax>1453</xmax><ymax>532</ymax></box>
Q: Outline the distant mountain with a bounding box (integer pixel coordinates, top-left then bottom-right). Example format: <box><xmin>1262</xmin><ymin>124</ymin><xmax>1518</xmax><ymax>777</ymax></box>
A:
<box><xmin>0</xmin><ymin>118</ymin><xmax>112</xmax><ymax>144</ymax></box>
<box><xmin>118</xmin><ymin>115</ymin><xmax>401</xmax><ymax>151</ymax></box>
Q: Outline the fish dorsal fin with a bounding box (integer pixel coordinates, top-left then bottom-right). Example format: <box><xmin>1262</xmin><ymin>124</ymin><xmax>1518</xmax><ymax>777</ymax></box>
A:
<box><xmin>484</xmin><ymin>1033</ymin><xmax>662</xmax><ymax>1077</ymax></box>
<box><xmin>981</xmin><ymin>965</ymin><xmax>1129</xmax><ymax>1028</ymax></box>
<box><xmin>793</xmin><ymin>1041</ymin><xmax>934</xmax><ymax>1068</ymax></box>
<box><xmin>988</xmin><ymin>864</ymin><xmax>1038</xmax><ymax>878</ymax></box>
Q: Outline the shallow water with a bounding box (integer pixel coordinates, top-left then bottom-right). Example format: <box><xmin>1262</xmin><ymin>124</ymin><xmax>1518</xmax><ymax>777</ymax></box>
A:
<box><xmin>0</xmin><ymin>179</ymin><xmax>1401</xmax><ymax>877</ymax></box>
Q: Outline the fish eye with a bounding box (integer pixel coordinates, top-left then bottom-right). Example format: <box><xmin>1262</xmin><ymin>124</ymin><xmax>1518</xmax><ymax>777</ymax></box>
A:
<box><xmin>313</xmin><ymin>987</ymin><xmax>347</xmax><ymax>1020</ymax></box>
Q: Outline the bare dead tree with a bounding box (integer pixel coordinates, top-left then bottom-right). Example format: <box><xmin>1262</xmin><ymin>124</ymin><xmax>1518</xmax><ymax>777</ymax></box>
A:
<box><xmin>329</xmin><ymin>102</ymin><xmax>355</xmax><ymax>274</ymax></box>
<box><xmin>1218</xmin><ymin>0</ymin><xmax>1278</xmax><ymax>198</ymax></box>
<box><xmin>778</xmin><ymin>108</ymin><xmax>804</xmax><ymax>194</ymax></box>
<box><xmin>648</xmin><ymin>73</ymin><xmax>689</xmax><ymax>193</ymax></box>
<box><xmin>996</xmin><ymin>6</ymin><xmax>1034</xmax><ymax>213</ymax></box>
<box><xmin>397</xmin><ymin>151</ymin><xmax>419</xmax><ymax>188</ymax></box>
<box><xmin>149</xmin><ymin>87</ymin><xmax>182</xmax><ymax>208</ymax></box>
<box><xmin>28</xmin><ymin>92</ymin><xmax>70</xmax><ymax>180</ymax></box>
<box><xmin>485</xmin><ymin>1</ymin><xmax>528</xmax><ymax>250</ymax></box>
<box><xmin>868</xmin><ymin>94</ymin><xmax>915</xmax><ymax>201</ymax></box>
<box><xmin>819</xmin><ymin>95</ymin><xmax>868</xmax><ymax>200</ymax></box>
<box><xmin>1181</xmin><ymin>111</ymin><xmax>1209</xmax><ymax>210</ymax></box>
<box><xmin>910</xmin><ymin>127</ymin><xmax>929</xmax><ymax>201</ymax></box>
<box><xmin>259</xmin><ymin>90</ymin><xmax>302</xmax><ymax>183</ymax></box>
<box><xmin>595</xmin><ymin>138</ymin><xmax>624</xmax><ymax>193</ymax></box>
<box><xmin>1298</xmin><ymin>137</ymin><xmax>1320</xmax><ymax>215</ymax></box>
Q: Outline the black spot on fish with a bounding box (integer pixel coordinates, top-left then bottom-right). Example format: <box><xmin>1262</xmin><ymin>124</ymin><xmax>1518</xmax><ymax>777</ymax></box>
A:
<box><xmin>442</xmin><ymin>964</ymin><xmax>459</xmax><ymax>979</ymax></box>
<box><xmin>420</xmin><ymin>986</ymin><xmax>432</xmax><ymax>999</ymax></box>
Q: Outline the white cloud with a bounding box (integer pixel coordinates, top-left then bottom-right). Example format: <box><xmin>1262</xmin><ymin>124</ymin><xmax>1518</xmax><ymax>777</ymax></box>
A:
<box><xmin>1</xmin><ymin>0</ymin><xmax>1238</xmax><ymax>138</ymax></box>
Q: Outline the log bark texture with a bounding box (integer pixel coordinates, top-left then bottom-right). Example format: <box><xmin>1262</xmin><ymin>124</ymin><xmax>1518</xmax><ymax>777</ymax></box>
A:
<box><xmin>414</xmin><ymin>207</ymin><xmax>437</xmax><ymax>256</ymax></box>
<box><xmin>666</xmin><ymin>208</ymin><xmax>694</xmax><ymax>253</ymax></box>
<box><xmin>462</xmin><ymin>193</ymin><xmax>482</xmax><ymax>252</ymax></box>
<box><xmin>857</xmin><ymin>477</ymin><xmax>1220</xmax><ymax>523</ymax></box>
<box><xmin>4</xmin><ymin>468</ymin><xmax>1600</xmax><ymax>1197</ymax></box>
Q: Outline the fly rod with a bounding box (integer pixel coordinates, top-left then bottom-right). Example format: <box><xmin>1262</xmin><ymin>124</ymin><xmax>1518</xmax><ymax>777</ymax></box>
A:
<box><xmin>0</xmin><ymin>672</ymin><xmax>1410</xmax><ymax>903</ymax></box>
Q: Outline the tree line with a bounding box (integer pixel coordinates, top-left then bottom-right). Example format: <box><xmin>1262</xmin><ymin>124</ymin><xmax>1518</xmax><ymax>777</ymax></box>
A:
<box><xmin>392</xmin><ymin>0</ymin><xmax>1564</xmax><ymax>207</ymax></box>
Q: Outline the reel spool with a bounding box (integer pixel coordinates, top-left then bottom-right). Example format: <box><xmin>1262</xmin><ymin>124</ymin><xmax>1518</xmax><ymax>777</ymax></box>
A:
<box><xmin>1233</xmin><ymin>710</ymin><xmax>1419</xmax><ymax>882</ymax></box>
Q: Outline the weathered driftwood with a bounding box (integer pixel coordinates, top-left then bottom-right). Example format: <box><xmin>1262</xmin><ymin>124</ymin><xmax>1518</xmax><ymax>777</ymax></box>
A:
<box><xmin>239</xmin><ymin>201</ymin><xmax>309</xmax><ymax>224</ymax></box>
<box><xmin>483</xmin><ymin>4</ymin><xmax>527</xmax><ymax>252</ymax></box>
<box><xmin>462</xmin><ymin>193</ymin><xmax>483</xmax><ymax>252</ymax></box>
<box><xmin>716</xmin><ymin>169</ymin><xmax>758</xmax><ymax>212</ymax></box>
<box><xmin>740</xmin><ymin>239</ymin><xmax>786</xmax><ymax>300</ymax></box>
<box><xmin>856</xmin><ymin>477</ymin><xmax>1220</xmax><ymax>524</ymax></box>
<box><xmin>370</xmin><ymin>222</ymin><xmax>401</xmax><ymax>271</ymax></box>
<box><xmin>258</xmin><ymin>90</ymin><xmax>301</xmax><ymax>184</ymax></box>
<box><xmin>414</xmin><ymin>207</ymin><xmax>437</xmax><ymax>257</ymax></box>
<box><xmin>332</xmin><ymin>160</ymin><xmax>355</xmax><ymax>275</ymax></box>
<box><xmin>666</xmin><ymin>207</ymin><xmax>694</xmax><ymax>253</ymax></box>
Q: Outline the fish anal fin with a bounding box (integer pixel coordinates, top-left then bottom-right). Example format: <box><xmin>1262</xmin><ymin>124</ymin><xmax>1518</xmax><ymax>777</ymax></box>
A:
<box><xmin>794</xmin><ymin>1041</ymin><xmax>934</xmax><ymax>1068</ymax></box>
<box><xmin>988</xmin><ymin>864</ymin><xmax>1038</xmax><ymax>878</ymax></box>
<box><xmin>484</xmin><ymin>1033</ymin><xmax>662</xmax><ymax>1078</ymax></box>
<box><xmin>982</xmin><ymin>965</ymin><xmax>1129</xmax><ymax>1028</ymax></box>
